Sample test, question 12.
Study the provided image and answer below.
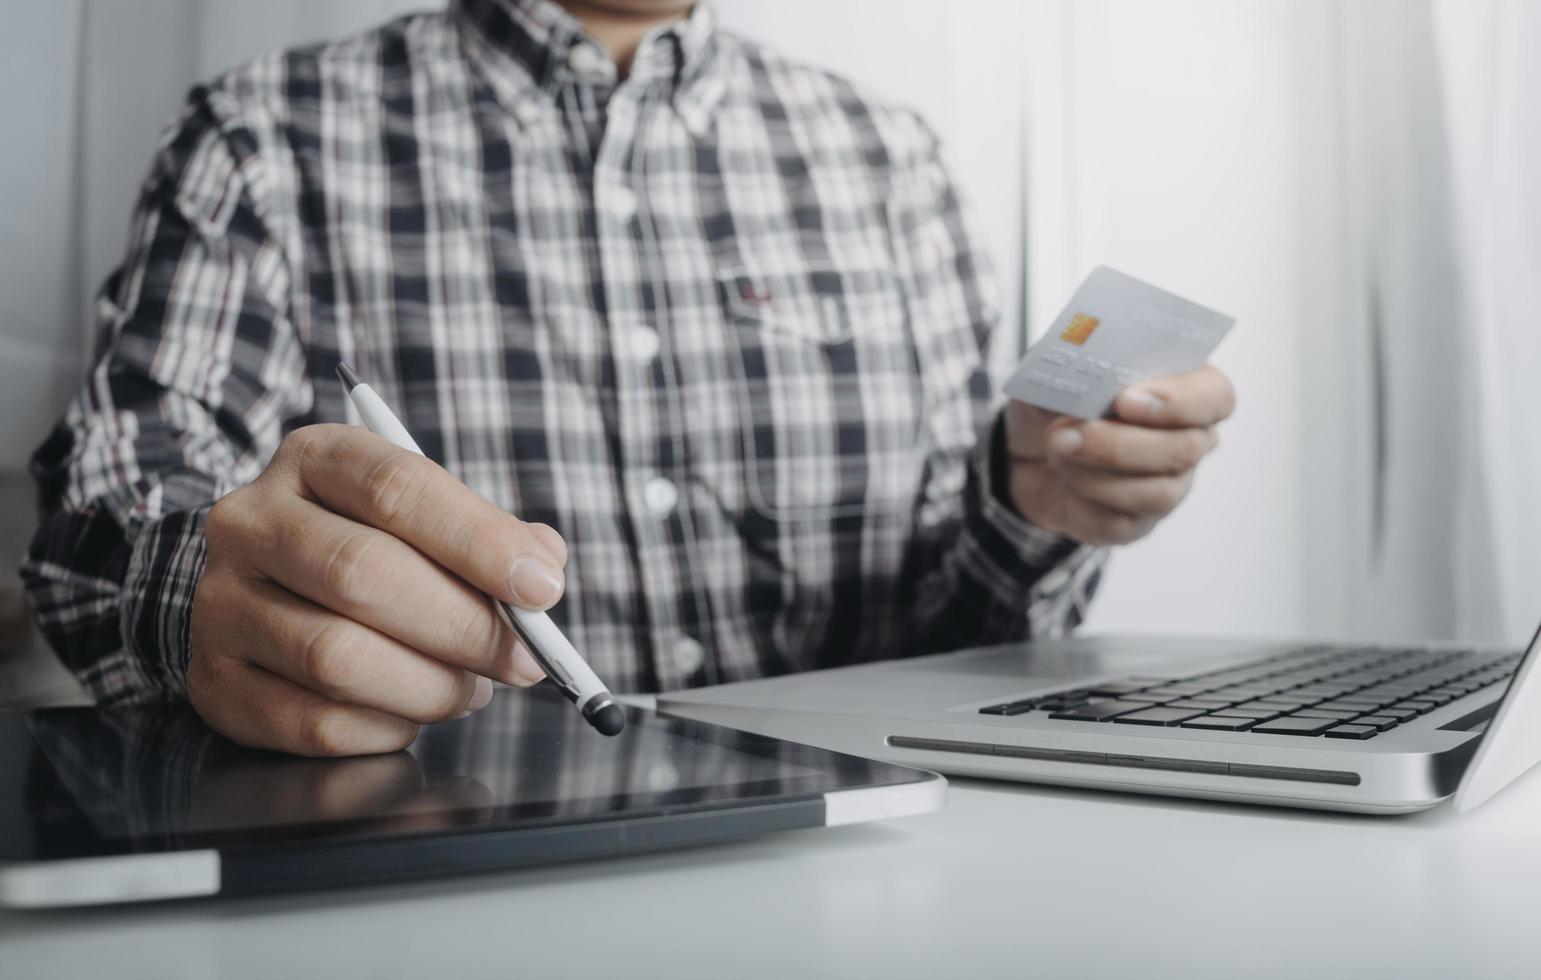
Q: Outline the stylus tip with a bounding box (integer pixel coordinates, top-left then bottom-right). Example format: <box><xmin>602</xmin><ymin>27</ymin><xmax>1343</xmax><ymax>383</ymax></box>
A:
<box><xmin>589</xmin><ymin>703</ymin><xmax>625</xmax><ymax>737</ymax></box>
<box><xmin>336</xmin><ymin>362</ymin><xmax>361</xmax><ymax>391</ymax></box>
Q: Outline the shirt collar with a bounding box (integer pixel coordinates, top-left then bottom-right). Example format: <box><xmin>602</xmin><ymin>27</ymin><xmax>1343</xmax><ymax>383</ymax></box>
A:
<box><xmin>455</xmin><ymin>0</ymin><xmax>726</xmax><ymax>128</ymax></box>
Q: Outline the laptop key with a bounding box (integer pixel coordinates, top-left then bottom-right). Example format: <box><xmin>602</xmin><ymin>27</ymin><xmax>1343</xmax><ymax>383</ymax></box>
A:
<box><xmin>1128</xmin><ymin>690</ymin><xmax>1183</xmax><ymax>705</ymax></box>
<box><xmin>1209</xmin><ymin>686</ymin><xmax>1274</xmax><ymax>699</ymax></box>
<box><xmin>980</xmin><ymin>701</ymin><xmax>1039</xmax><ymax>715</ymax></box>
<box><xmin>1122</xmin><ymin>692</ymin><xmax>1180</xmax><ymax>704</ymax></box>
<box><xmin>1140</xmin><ymin>685</ymin><xmax>1210</xmax><ymax>698</ymax></box>
<box><xmin>1235</xmin><ymin>700</ymin><xmax>1295</xmax><ymax>713</ymax></box>
<box><xmin>1052</xmin><ymin>688</ymin><xmax>1097</xmax><ymax>701</ymax></box>
<box><xmin>1325</xmin><ymin>724</ymin><xmax>1378</xmax><ymax>740</ymax></box>
<box><xmin>1165</xmin><ymin>699</ymin><xmax>1227</xmax><ymax>710</ymax></box>
<box><xmin>1313</xmin><ymin>699</ymin><xmax>1383</xmax><ymax>712</ymax></box>
<box><xmin>1050</xmin><ymin>700</ymin><xmax>1149</xmax><ymax>722</ymax></box>
<box><xmin>1225</xmin><ymin>707</ymin><xmax>1285</xmax><ymax>720</ymax></box>
<box><xmin>1178</xmin><ymin>715</ymin><xmax>1257</xmax><ymax>731</ymax></box>
<box><xmin>1290</xmin><ymin>709</ymin><xmax>1360</xmax><ymax>720</ymax></box>
<box><xmin>1111</xmin><ymin>706</ymin><xmax>1207</xmax><ymax>727</ymax></box>
<box><xmin>1086</xmin><ymin>681</ymin><xmax>1150</xmax><ymax>697</ymax></box>
<box><xmin>1249</xmin><ymin>716</ymin><xmax>1339</xmax><ymax>736</ymax></box>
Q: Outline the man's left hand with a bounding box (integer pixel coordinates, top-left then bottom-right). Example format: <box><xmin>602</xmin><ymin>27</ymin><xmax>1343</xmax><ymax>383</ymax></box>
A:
<box><xmin>1003</xmin><ymin>364</ymin><xmax>1236</xmax><ymax>546</ymax></box>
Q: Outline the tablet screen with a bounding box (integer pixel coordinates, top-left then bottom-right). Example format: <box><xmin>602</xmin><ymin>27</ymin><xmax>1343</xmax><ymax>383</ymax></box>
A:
<box><xmin>0</xmin><ymin>685</ymin><xmax>924</xmax><ymax>862</ymax></box>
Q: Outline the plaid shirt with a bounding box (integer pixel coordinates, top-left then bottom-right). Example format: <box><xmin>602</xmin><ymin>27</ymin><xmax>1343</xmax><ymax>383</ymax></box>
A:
<box><xmin>23</xmin><ymin>0</ymin><xmax>1105</xmax><ymax>705</ymax></box>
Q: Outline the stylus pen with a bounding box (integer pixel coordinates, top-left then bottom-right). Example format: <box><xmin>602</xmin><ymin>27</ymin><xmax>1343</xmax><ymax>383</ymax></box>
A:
<box><xmin>336</xmin><ymin>362</ymin><xmax>625</xmax><ymax>737</ymax></box>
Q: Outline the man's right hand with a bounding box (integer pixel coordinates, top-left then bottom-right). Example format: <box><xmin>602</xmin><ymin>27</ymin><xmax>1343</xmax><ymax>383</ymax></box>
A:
<box><xmin>188</xmin><ymin>424</ymin><xmax>566</xmax><ymax>757</ymax></box>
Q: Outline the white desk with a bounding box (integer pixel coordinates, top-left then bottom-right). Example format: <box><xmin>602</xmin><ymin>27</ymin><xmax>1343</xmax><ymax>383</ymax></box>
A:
<box><xmin>3</xmin><ymin>758</ymin><xmax>1540</xmax><ymax>979</ymax></box>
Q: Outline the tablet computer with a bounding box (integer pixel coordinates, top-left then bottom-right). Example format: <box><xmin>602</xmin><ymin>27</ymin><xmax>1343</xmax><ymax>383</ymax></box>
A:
<box><xmin>0</xmin><ymin>686</ymin><xmax>944</xmax><ymax>908</ymax></box>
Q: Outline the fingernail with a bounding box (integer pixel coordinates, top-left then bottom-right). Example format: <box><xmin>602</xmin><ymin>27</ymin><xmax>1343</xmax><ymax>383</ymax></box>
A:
<box><xmin>468</xmin><ymin>675</ymin><xmax>494</xmax><ymax>712</ymax></box>
<box><xmin>1124</xmin><ymin>389</ymin><xmax>1165</xmax><ymax>418</ymax></box>
<box><xmin>509</xmin><ymin>556</ymin><xmax>564</xmax><ymax>608</ymax></box>
<box><xmin>1048</xmin><ymin>428</ymin><xmax>1083</xmax><ymax>457</ymax></box>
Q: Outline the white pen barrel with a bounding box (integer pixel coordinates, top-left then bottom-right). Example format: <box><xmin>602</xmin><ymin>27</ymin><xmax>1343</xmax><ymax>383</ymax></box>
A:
<box><xmin>350</xmin><ymin>384</ymin><xmax>424</xmax><ymax>456</ymax></box>
<box><xmin>505</xmin><ymin>604</ymin><xmax>608</xmax><ymax>709</ymax></box>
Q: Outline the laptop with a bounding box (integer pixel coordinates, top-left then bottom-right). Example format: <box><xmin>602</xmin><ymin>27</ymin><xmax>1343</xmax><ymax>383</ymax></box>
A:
<box><xmin>660</xmin><ymin>623</ymin><xmax>1541</xmax><ymax>814</ymax></box>
<box><xmin>0</xmin><ymin>685</ymin><xmax>943</xmax><ymax>908</ymax></box>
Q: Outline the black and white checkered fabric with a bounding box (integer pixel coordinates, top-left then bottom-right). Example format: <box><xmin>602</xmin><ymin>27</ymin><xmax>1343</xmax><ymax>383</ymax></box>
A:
<box><xmin>22</xmin><ymin>0</ymin><xmax>1105</xmax><ymax>704</ymax></box>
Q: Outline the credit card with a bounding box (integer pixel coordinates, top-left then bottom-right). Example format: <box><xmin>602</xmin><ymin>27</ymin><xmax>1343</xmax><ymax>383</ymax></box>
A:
<box><xmin>1003</xmin><ymin>266</ymin><xmax>1235</xmax><ymax>419</ymax></box>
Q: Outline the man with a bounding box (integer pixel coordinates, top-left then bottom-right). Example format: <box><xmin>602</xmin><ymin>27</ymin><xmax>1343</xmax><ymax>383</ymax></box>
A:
<box><xmin>24</xmin><ymin>0</ymin><xmax>1234</xmax><ymax>756</ymax></box>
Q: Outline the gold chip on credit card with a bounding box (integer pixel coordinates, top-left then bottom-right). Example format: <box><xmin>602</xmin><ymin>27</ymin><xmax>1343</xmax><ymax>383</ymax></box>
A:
<box><xmin>1059</xmin><ymin>313</ymin><xmax>1101</xmax><ymax>345</ymax></box>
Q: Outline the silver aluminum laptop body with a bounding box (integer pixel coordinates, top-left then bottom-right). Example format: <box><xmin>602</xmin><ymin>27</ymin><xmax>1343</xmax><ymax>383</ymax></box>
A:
<box><xmin>660</xmin><ymin>628</ymin><xmax>1541</xmax><ymax>814</ymax></box>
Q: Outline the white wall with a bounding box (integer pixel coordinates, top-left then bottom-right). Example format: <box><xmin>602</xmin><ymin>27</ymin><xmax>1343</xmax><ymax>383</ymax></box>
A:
<box><xmin>0</xmin><ymin>1</ymin><xmax>89</xmax><ymax>468</ymax></box>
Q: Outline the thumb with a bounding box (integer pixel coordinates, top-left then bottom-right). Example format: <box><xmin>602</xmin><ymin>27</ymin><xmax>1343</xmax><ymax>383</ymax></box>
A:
<box><xmin>1003</xmin><ymin>399</ymin><xmax>1062</xmax><ymax>461</ymax></box>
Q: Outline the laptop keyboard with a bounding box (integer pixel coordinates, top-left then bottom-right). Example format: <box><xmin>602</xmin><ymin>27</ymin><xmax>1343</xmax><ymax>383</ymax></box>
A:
<box><xmin>979</xmin><ymin>645</ymin><xmax>1524</xmax><ymax>739</ymax></box>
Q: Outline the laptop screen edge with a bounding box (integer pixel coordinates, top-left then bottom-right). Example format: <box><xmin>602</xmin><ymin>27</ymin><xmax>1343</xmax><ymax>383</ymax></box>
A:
<box><xmin>1451</xmin><ymin>619</ymin><xmax>1541</xmax><ymax>813</ymax></box>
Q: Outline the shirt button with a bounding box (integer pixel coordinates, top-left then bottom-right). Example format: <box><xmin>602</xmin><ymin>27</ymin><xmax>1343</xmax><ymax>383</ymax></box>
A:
<box><xmin>567</xmin><ymin>43</ymin><xmax>603</xmax><ymax>75</ymax></box>
<box><xmin>513</xmin><ymin>99</ymin><xmax>541</xmax><ymax>127</ymax></box>
<box><xmin>628</xmin><ymin>325</ymin><xmax>660</xmax><ymax>361</ymax></box>
<box><xmin>672</xmin><ymin>636</ymin><xmax>705</xmax><ymax>675</ymax></box>
<box><xmin>609</xmin><ymin>185</ymin><xmax>638</xmax><ymax>220</ymax></box>
<box><xmin>643</xmin><ymin>476</ymin><xmax>678</xmax><ymax>516</ymax></box>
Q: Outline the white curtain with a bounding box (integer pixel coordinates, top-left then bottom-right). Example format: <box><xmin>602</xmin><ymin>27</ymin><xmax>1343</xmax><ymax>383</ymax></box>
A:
<box><xmin>1331</xmin><ymin>0</ymin><xmax>1540</xmax><ymax>647</ymax></box>
<box><xmin>1335</xmin><ymin>0</ymin><xmax>1476</xmax><ymax>643</ymax></box>
<box><xmin>1434</xmin><ymin>0</ymin><xmax>1541</xmax><ymax>645</ymax></box>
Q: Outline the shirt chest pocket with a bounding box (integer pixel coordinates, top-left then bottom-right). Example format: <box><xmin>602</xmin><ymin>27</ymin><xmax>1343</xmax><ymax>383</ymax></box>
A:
<box><xmin>715</xmin><ymin>258</ymin><xmax>925</xmax><ymax>521</ymax></box>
